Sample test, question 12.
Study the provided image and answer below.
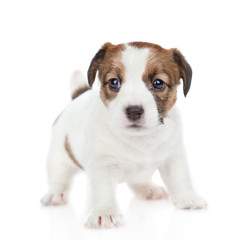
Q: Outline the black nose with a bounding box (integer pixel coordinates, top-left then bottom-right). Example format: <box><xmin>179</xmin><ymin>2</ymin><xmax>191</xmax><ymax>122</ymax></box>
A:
<box><xmin>125</xmin><ymin>105</ymin><xmax>144</xmax><ymax>121</ymax></box>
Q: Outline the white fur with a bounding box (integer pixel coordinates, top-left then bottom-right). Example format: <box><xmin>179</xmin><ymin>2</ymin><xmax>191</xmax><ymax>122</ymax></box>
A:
<box><xmin>70</xmin><ymin>70</ymin><xmax>87</xmax><ymax>94</ymax></box>
<box><xmin>41</xmin><ymin>45</ymin><xmax>207</xmax><ymax>228</ymax></box>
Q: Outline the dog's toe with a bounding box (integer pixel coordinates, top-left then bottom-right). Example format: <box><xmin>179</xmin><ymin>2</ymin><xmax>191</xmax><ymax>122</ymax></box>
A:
<box><xmin>130</xmin><ymin>182</ymin><xmax>168</xmax><ymax>200</ymax></box>
<box><xmin>85</xmin><ymin>213</ymin><xmax>122</xmax><ymax>229</ymax></box>
<box><xmin>173</xmin><ymin>194</ymin><xmax>207</xmax><ymax>209</ymax></box>
<box><xmin>41</xmin><ymin>192</ymin><xmax>68</xmax><ymax>206</ymax></box>
<box><xmin>145</xmin><ymin>186</ymin><xmax>168</xmax><ymax>200</ymax></box>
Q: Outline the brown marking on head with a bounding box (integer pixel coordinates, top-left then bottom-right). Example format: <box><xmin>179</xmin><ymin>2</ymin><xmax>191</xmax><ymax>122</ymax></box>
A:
<box><xmin>129</xmin><ymin>41</ymin><xmax>192</xmax><ymax>117</ymax></box>
<box><xmin>71</xmin><ymin>86</ymin><xmax>91</xmax><ymax>100</ymax></box>
<box><xmin>64</xmin><ymin>135</ymin><xmax>83</xmax><ymax>170</ymax></box>
<box><xmin>87</xmin><ymin>43</ymin><xmax>126</xmax><ymax>106</ymax></box>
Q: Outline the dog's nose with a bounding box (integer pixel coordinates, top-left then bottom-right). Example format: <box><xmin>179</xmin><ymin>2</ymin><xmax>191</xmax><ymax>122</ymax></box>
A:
<box><xmin>125</xmin><ymin>105</ymin><xmax>144</xmax><ymax>121</ymax></box>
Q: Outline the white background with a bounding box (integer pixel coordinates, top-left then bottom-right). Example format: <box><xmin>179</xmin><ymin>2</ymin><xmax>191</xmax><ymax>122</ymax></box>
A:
<box><xmin>0</xmin><ymin>0</ymin><xmax>246</xmax><ymax>239</ymax></box>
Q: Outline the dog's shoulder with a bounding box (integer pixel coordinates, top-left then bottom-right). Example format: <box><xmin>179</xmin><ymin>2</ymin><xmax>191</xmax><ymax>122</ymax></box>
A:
<box><xmin>52</xmin><ymin>88</ymin><xmax>99</xmax><ymax>129</ymax></box>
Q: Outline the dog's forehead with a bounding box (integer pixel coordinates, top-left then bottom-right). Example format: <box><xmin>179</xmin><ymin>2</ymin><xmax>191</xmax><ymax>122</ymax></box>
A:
<box><xmin>104</xmin><ymin>42</ymin><xmax>166</xmax><ymax>79</ymax></box>
<box><xmin>121</xmin><ymin>44</ymin><xmax>150</xmax><ymax>79</ymax></box>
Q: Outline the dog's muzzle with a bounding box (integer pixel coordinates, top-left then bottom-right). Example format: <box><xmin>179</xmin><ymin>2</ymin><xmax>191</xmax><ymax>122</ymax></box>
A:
<box><xmin>125</xmin><ymin>105</ymin><xmax>144</xmax><ymax>121</ymax></box>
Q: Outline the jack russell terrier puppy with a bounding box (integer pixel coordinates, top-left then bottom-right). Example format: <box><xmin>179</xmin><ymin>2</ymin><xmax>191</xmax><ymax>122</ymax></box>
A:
<box><xmin>41</xmin><ymin>42</ymin><xmax>207</xmax><ymax>228</ymax></box>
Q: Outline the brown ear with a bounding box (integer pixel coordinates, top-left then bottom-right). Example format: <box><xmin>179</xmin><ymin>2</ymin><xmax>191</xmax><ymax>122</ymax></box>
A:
<box><xmin>87</xmin><ymin>42</ymin><xmax>112</xmax><ymax>87</ymax></box>
<box><xmin>172</xmin><ymin>49</ymin><xmax>192</xmax><ymax>97</ymax></box>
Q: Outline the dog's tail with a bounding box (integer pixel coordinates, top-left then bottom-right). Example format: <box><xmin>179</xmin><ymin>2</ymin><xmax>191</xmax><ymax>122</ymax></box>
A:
<box><xmin>70</xmin><ymin>70</ymin><xmax>90</xmax><ymax>100</ymax></box>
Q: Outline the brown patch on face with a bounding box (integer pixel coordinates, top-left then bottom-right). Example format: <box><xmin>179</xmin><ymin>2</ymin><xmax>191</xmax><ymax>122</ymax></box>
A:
<box><xmin>71</xmin><ymin>86</ymin><xmax>91</xmax><ymax>100</ymax></box>
<box><xmin>87</xmin><ymin>43</ymin><xmax>126</xmax><ymax>106</ymax></box>
<box><xmin>129</xmin><ymin>42</ymin><xmax>192</xmax><ymax>117</ymax></box>
<box><xmin>129</xmin><ymin>41</ymin><xmax>192</xmax><ymax>84</ymax></box>
<box><xmin>64</xmin><ymin>135</ymin><xmax>83</xmax><ymax>170</ymax></box>
<box><xmin>141</xmin><ymin>47</ymin><xmax>179</xmax><ymax>117</ymax></box>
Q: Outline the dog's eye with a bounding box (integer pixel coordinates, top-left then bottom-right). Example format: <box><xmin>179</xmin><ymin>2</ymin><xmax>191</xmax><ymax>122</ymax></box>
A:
<box><xmin>109</xmin><ymin>78</ymin><xmax>121</xmax><ymax>89</ymax></box>
<box><xmin>152</xmin><ymin>79</ymin><xmax>165</xmax><ymax>90</ymax></box>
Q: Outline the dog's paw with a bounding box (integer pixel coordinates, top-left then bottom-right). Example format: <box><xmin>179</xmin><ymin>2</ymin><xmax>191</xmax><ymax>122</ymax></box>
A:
<box><xmin>131</xmin><ymin>183</ymin><xmax>168</xmax><ymax>200</ymax></box>
<box><xmin>41</xmin><ymin>192</ymin><xmax>68</xmax><ymax>206</ymax></box>
<box><xmin>142</xmin><ymin>185</ymin><xmax>168</xmax><ymax>200</ymax></box>
<box><xmin>145</xmin><ymin>185</ymin><xmax>168</xmax><ymax>200</ymax></box>
<box><xmin>173</xmin><ymin>194</ymin><xmax>207</xmax><ymax>209</ymax></box>
<box><xmin>85</xmin><ymin>212</ymin><xmax>122</xmax><ymax>229</ymax></box>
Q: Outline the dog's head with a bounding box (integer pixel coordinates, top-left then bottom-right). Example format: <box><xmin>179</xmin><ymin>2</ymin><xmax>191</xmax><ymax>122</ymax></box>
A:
<box><xmin>88</xmin><ymin>42</ymin><xmax>192</xmax><ymax>135</ymax></box>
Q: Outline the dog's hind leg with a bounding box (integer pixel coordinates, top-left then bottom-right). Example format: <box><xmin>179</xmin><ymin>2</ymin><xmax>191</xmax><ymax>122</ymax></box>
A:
<box><xmin>41</xmin><ymin>136</ymin><xmax>81</xmax><ymax>206</ymax></box>
<box><xmin>128</xmin><ymin>182</ymin><xmax>168</xmax><ymax>200</ymax></box>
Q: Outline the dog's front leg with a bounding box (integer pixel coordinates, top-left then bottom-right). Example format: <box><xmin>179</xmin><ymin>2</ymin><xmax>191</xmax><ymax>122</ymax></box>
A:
<box><xmin>159</xmin><ymin>146</ymin><xmax>207</xmax><ymax>209</ymax></box>
<box><xmin>85</xmin><ymin>164</ymin><xmax>121</xmax><ymax>228</ymax></box>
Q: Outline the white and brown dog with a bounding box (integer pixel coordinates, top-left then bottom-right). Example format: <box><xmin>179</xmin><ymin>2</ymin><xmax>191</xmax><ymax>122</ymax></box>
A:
<box><xmin>41</xmin><ymin>42</ymin><xmax>207</xmax><ymax>228</ymax></box>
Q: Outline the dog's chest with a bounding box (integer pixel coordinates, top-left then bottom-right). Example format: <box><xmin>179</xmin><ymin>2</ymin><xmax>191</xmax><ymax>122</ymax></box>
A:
<box><xmin>104</xmin><ymin>134</ymin><xmax>172</xmax><ymax>183</ymax></box>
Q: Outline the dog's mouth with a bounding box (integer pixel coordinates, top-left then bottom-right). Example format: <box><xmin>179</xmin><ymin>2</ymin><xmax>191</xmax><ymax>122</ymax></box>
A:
<box><xmin>123</xmin><ymin>121</ymin><xmax>158</xmax><ymax>136</ymax></box>
<box><xmin>127</xmin><ymin>124</ymin><xmax>143</xmax><ymax>129</ymax></box>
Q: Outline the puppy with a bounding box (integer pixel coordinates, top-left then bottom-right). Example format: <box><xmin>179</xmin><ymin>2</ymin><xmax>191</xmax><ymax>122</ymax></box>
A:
<box><xmin>41</xmin><ymin>42</ymin><xmax>207</xmax><ymax>228</ymax></box>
